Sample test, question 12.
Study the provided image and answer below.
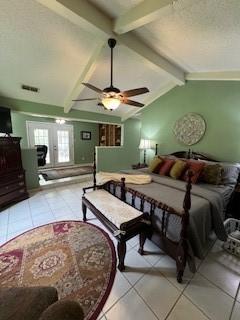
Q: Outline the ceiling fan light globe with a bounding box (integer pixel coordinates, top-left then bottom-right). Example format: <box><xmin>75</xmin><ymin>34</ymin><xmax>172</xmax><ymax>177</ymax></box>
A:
<box><xmin>102</xmin><ymin>97</ymin><xmax>120</xmax><ymax>110</ymax></box>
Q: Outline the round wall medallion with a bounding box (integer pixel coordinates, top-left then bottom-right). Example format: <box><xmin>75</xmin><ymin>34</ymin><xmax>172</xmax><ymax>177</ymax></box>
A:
<box><xmin>173</xmin><ymin>113</ymin><xmax>206</xmax><ymax>145</ymax></box>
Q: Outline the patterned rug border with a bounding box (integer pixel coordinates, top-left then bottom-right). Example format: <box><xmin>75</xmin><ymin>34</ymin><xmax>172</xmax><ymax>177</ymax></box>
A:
<box><xmin>0</xmin><ymin>220</ymin><xmax>117</xmax><ymax>320</ymax></box>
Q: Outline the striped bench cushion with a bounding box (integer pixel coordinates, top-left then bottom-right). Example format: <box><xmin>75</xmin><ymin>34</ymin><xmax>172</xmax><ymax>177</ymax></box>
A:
<box><xmin>84</xmin><ymin>189</ymin><xmax>143</xmax><ymax>229</ymax></box>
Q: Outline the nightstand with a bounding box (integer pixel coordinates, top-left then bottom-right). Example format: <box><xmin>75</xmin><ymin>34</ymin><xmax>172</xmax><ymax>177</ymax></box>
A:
<box><xmin>132</xmin><ymin>163</ymin><xmax>148</xmax><ymax>169</ymax></box>
<box><xmin>227</xmin><ymin>184</ymin><xmax>240</xmax><ymax>219</ymax></box>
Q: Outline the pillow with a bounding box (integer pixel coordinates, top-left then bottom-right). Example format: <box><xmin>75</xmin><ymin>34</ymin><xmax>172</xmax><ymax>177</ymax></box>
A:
<box><xmin>169</xmin><ymin>160</ymin><xmax>187</xmax><ymax>179</ymax></box>
<box><xmin>201</xmin><ymin>164</ymin><xmax>223</xmax><ymax>185</ymax></box>
<box><xmin>183</xmin><ymin>160</ymin><xmax>205</xmax><ymax>184</ymax></box>
<box><xmin>220</xmin><ymin>164</ymin><xmax>240</xmax><ymax>185</ymax></box>
<box><xmin>159</xmin><ymin>158</ymin><xmax>175</xmax><ymax>176</ymax></box>
<box><xmin>200</xmin><ymin>160</ymin><xmax>240</xmax><ymax>185</ymax></box>
<box><xmin>149</xmin><ymin>157</ymin><xmax>163</xmax><ymax>173</ymax></box>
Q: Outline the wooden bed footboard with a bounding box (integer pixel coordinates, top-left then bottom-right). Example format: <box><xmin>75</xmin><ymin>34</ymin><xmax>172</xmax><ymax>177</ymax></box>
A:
<box><xmin>83</xmin><ymin>153</ymin><xmax>196</xmax><ymax>283</ymax></box>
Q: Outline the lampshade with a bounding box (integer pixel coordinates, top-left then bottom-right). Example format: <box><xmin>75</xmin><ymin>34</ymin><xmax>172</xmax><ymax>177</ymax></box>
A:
<box><xmin>139</xmin><ymin>139</ymin><xmax>151</xmax><ymax>150</ymax></box>
<box><xmin>102</xmin><ymin>97</ymin><xmax>121</xmax><ymax>110</ymax></box>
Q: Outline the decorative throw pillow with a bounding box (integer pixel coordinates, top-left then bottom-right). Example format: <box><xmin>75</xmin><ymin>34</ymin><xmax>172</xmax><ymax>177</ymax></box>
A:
<box><xmin>201</xmin><ymin>164</ymin><xmax>223</xmax><ymax>185</ymax></box>
<box><xmin>183</xmin><ymin>160</ymin><xmax>205</xmax><ymax>184</ymax></box>
<box><xmin>149</xmin><ymin>157</ymin><xmax>163</xmax><ymax>173</ymax></box>
<box><xmin>159</xmin><ymin>158</ymin><xmax>175</xmax><ymax>176</ymax></box>
<box><xmin>169</xmin><ymin>160</ymin><xmax>187</xmax><ymax>179</ymax></box>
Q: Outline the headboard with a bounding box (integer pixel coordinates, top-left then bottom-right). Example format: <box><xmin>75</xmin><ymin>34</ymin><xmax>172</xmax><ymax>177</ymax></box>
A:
<box><xmin>154</xmin><ymin>145</ymin><xmax>219</xmax><ymax>162</ymax></box>
<box><xmin>170</xmin><ymin>150</ymin><xmax>219</xmax><ymax>162</ymax></box>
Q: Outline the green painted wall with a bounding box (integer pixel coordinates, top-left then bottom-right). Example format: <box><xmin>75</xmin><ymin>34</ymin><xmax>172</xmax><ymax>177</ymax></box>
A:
<box><xmin>21</xmin><ymin>149</ymin><xmax>39</xmax><ymax>190</ymax></box>
<box><xmin>11</xmin><ymin>112</ymin><xmax>99</xmax><ymax>164</ymax></box>
<box><xmin>97</xmin><ymin>118</ymin><xmax>141</xmax><ymax>171</ymax></box>
<box><xmin>0</xmin><ymin>96</ymin><xmax>121</xmax><ymax>123</ymax></box>
<box><xmin>141</xmin><ymin>81</ymin><xmax>240</xmax><ymax>163</ymax></box>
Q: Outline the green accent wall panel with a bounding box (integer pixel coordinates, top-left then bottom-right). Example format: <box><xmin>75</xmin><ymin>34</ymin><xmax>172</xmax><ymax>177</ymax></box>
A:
<box><xmin>141</xmin><ymin>81</ymin><xmax>240</xmax><ymax>162</ymax></box>
<box><xmin>97</xmin><ymin>118</ymin><xmax>141</xmax><ymax>171</ymax></box>
<box><xmin>0</xmin><ymin>96</ymin><xmax>121</xmax><ymax>123</ymax></box>
<box><xmin>21</xmin><ymin>148</ymin><xmax>39</xmax><ymax>190</ymax></box>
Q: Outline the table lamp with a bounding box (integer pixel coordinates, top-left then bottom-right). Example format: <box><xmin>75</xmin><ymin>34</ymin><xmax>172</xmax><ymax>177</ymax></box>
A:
<box><xmin>139</xmin><ymin>139</ymin><xmax>151</xmax><ymax>165</ymax></box>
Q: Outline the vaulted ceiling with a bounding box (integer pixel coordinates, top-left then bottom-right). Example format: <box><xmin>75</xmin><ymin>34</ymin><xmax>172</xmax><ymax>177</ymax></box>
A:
<box><xmin>1</xmin><ymin>0</ymin><xmax>240</xmax><ymax>120</ymax></box>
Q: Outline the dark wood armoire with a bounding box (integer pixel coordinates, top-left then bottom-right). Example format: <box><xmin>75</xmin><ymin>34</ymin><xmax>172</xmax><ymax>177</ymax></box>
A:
<box><xmin>0</xmin><ymin>137</ymin><xmax>28</xmax><ymax>209</ymax></box>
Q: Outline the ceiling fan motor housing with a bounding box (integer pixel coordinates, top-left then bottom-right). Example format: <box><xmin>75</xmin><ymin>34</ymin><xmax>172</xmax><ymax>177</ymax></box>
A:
<box><xmin>103</xmin><ymin>86</ymin><xmax>120</xmax><ymax>94</ymax></box>
<box><xmin>108</xmin><ymin>38</ymin><xmax>117</xmax><ymax>48</ymax></box>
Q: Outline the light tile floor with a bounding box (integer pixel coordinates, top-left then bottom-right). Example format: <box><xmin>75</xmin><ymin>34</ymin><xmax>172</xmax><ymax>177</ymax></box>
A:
<box><xmin>0</xmin><ymin>182</ymin><xmax>239</xmax><ymax>320</ymax></box>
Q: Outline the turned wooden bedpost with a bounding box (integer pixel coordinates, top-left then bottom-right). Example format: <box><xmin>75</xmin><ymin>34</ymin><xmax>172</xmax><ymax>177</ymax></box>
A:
<box><xmin>176</xmin><ymin>170</ymin><xmax>193</xmax><ymax>283</ymax></box>
<box><xmin>187</xmin><ymin>149</ymin><xmax>192</xmax><ymax>159</ymax></box>
<box><xmin>93</xmin><ymin>150</ymin><xmax>97</xmax><ymax>190</ymax></box>
<box><xmin>120</xmin><ymin>177</ymin><xmax>126</xmax><ymax>202</ymax></box>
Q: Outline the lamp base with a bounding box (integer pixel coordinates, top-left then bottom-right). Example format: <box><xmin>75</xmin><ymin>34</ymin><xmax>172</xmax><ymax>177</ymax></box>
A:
<box><xmin>132</xmin><ymin>163</ymin><xmax>148</xmax><ymax>169</ymax></box>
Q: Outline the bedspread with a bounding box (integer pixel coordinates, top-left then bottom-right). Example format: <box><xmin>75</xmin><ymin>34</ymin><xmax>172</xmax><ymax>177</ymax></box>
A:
<box><xmin>120</xmin><ymin>170</ymin><xmax>229</xmax><ymax>258</ymax></box>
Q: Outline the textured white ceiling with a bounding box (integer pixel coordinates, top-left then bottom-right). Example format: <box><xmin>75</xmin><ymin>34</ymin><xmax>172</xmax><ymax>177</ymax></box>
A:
<box><xmin>89</xmin><ymin>0</ymin><xmax>142</xmax><ymax>18</ymax></box>
<box><xmin>135</xmin><ymin>0</ymin><xmax>240</xmax><ymax>72</ymax></box>
<box><xmin>0</xmin><ymin>0</ymin><xmax>99</xmax><ymax>106</ymax></box>
<box><xmin>91</xmin><ymin>0</ymin><xmax>240</xmax><ymax>72</ymax></box>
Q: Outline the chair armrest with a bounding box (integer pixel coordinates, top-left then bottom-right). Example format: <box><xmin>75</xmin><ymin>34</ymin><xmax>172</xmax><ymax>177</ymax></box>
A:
<box><xmin>39</xmin><ymin>300</ymin><xmax>84</xmax><ymax>320</ymax></box>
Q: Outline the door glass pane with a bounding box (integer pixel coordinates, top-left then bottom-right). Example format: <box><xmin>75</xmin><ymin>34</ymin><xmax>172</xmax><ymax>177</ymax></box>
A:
<box><xmin>33</xmin><ymin>128</ymin><xmax>50</xmax><ymax>164</ymax></box>
<box><xmin>57</xmin><ymin>130</ymin><xmax>70</xmax><ymax>163</ymax></box>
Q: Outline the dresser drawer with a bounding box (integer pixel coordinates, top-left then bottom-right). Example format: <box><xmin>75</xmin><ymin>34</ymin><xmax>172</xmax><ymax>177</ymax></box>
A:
<box><xmin>0</xmin><ymin>171</ymin><xmax>25</xmax><ymax>185</ymax></box>
<box><xmin>0</xmin><ymin>180</ymin><xmax>26</xmax><ymax>196</ymax></box>
<box><xmin>0</xmin><ymin>188</ymin><xmax>28</xmax><ymax>207</ymax></box>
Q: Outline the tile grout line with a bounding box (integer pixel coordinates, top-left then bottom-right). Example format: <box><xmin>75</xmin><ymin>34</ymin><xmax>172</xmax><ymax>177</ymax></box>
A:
<box><xmin>198</xmin><ymin>270</ymin><xmax>240</xmax><ymax>303</ymax></box>
<box><xmin>27</xmin><ymin>198</ymin><xmax>34</xmax><ymax>228</ymax></box>
<box><xmin>5</xmin><ymin>209</ymin><xmax>10</xmax><ymax>242</ymax></box>
<box><xmin>103</xmin><ymin>285</ymin><xmax>133</xmax><ymax>316</ymax></box>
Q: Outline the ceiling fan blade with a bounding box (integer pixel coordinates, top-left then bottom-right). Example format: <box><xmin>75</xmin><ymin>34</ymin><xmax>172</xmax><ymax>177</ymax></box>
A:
<box><xmin>122</xmin><ymin>99</ymin><xmax>144</xmax><ymax>108</ymax></box>
<box><xmin>72</xmin><ymin>98</ymin><xmax>98</xmax><ymax>101</ymax></box>
<box><xmin>121</xmin><ymin>87</ymin><xmax>149</xmax><ymax>97</ymax></box>
<box><xmin>82</xmin><ymin>83</ymin><xmax>102</xmax><ymax>93</ymax></box>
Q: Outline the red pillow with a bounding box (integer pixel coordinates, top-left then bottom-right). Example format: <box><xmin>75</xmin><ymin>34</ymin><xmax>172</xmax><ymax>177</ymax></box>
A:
<box><xmin>159</xmin><ymin>159</ymin><xmax>175</xmax><ymax>176</ymax></box>
<box><xmin>182</xmin><ymin>160</ymin><xmax>205</xmax><ymax>184</ymax></box>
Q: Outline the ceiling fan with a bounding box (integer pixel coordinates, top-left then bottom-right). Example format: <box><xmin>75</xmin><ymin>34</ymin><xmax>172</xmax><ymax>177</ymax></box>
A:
<box><xmin>73</xmin><ymin>38</ymin><xmax>149</xmax><ymax>110</ymax></box>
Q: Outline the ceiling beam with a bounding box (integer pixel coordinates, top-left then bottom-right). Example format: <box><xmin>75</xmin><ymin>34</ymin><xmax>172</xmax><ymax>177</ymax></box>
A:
<box><xmin>118</xmin><ymin>33</ymin><xmax>185</xmax><ymax>85</ymax></box>
<box><xmin>37</xmin><ymin>0</ymin><xmax>112</xmax><ymax>39</ymax></box>
<box><xmin>114</xmin><ymin>0</ymin><xmax>172</xmax><ymax>34</ymax></box>
<box><xmin>63</xmin><ymin>42</ymin><xmax>105</xmax><ymax>113</ymax></box>
<box><xmin>121</xmin><ymin>82</ymin><xmax>176</xmax><ymax>121</ymax></box>
<box><xmin>186</xmin><ymin>71</ymin><xmax>240</xmax><ymax>81</ymax></box>
<box><xmin>37</xmin><ymin>0</ymin><xmax>185</xmax><ymax>85</ymax></box>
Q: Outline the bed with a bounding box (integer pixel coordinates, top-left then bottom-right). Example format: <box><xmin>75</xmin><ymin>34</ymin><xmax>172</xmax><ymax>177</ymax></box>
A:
<box><xmin>90</xmin><ymin>150</ymin><xmax>239</xmax><ymax>282</ymax></box>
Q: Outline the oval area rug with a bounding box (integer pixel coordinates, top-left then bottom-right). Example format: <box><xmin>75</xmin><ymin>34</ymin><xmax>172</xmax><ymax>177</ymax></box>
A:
<box><xmin>0</xmin><ymin>221</ymin><xmax>116</xmax><ymax>320</ymax></box>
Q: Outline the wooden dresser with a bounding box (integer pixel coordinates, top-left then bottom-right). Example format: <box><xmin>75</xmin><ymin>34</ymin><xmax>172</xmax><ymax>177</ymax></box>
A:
<box><xmin>0</xmin><ymin>137</ymin><xmax>28</xmax><ymax>209</ymax></box>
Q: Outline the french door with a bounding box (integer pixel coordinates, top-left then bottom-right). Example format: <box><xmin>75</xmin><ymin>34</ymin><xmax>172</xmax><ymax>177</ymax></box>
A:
<box><xmin>27</xmin><ymin>121</ymin><xmax>74</xmax><ymax>167</ymax></box>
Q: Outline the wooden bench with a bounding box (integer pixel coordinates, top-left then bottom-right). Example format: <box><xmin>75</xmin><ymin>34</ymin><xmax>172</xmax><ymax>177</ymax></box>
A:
<box><xmin>82</xmin><ymin>178</ymin><xmax>150</xmax><ymax>271</ymax></box>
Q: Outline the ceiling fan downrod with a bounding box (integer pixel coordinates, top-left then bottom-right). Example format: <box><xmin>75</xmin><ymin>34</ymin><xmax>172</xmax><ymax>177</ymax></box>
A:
<box><xmin>108</xmin><ymin>38</ymin><xmax>116</xmax><ymax>89</ymax></box>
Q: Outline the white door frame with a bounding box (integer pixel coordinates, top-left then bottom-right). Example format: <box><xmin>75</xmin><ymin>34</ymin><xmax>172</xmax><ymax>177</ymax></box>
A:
<box><xmin>26</xmin><ymin>121</ymin><xmax>74</xmax><ymax>167</ymax></box>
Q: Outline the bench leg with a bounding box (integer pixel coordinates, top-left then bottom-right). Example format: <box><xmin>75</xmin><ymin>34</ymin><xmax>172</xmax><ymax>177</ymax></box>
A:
<box><xmin>138</xmin><ymin>231</ymin><xmax>147</xmax><ymax>255</ymax></box>
<box><xmin>117</xmin><ymin>241</ymin><xmax>126</xmax><ymax>271</ymax></box>
<box><xmin>82</xmin><ymin>202</ymin><xmax>87</xmax><ymax>222</ymax></box>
